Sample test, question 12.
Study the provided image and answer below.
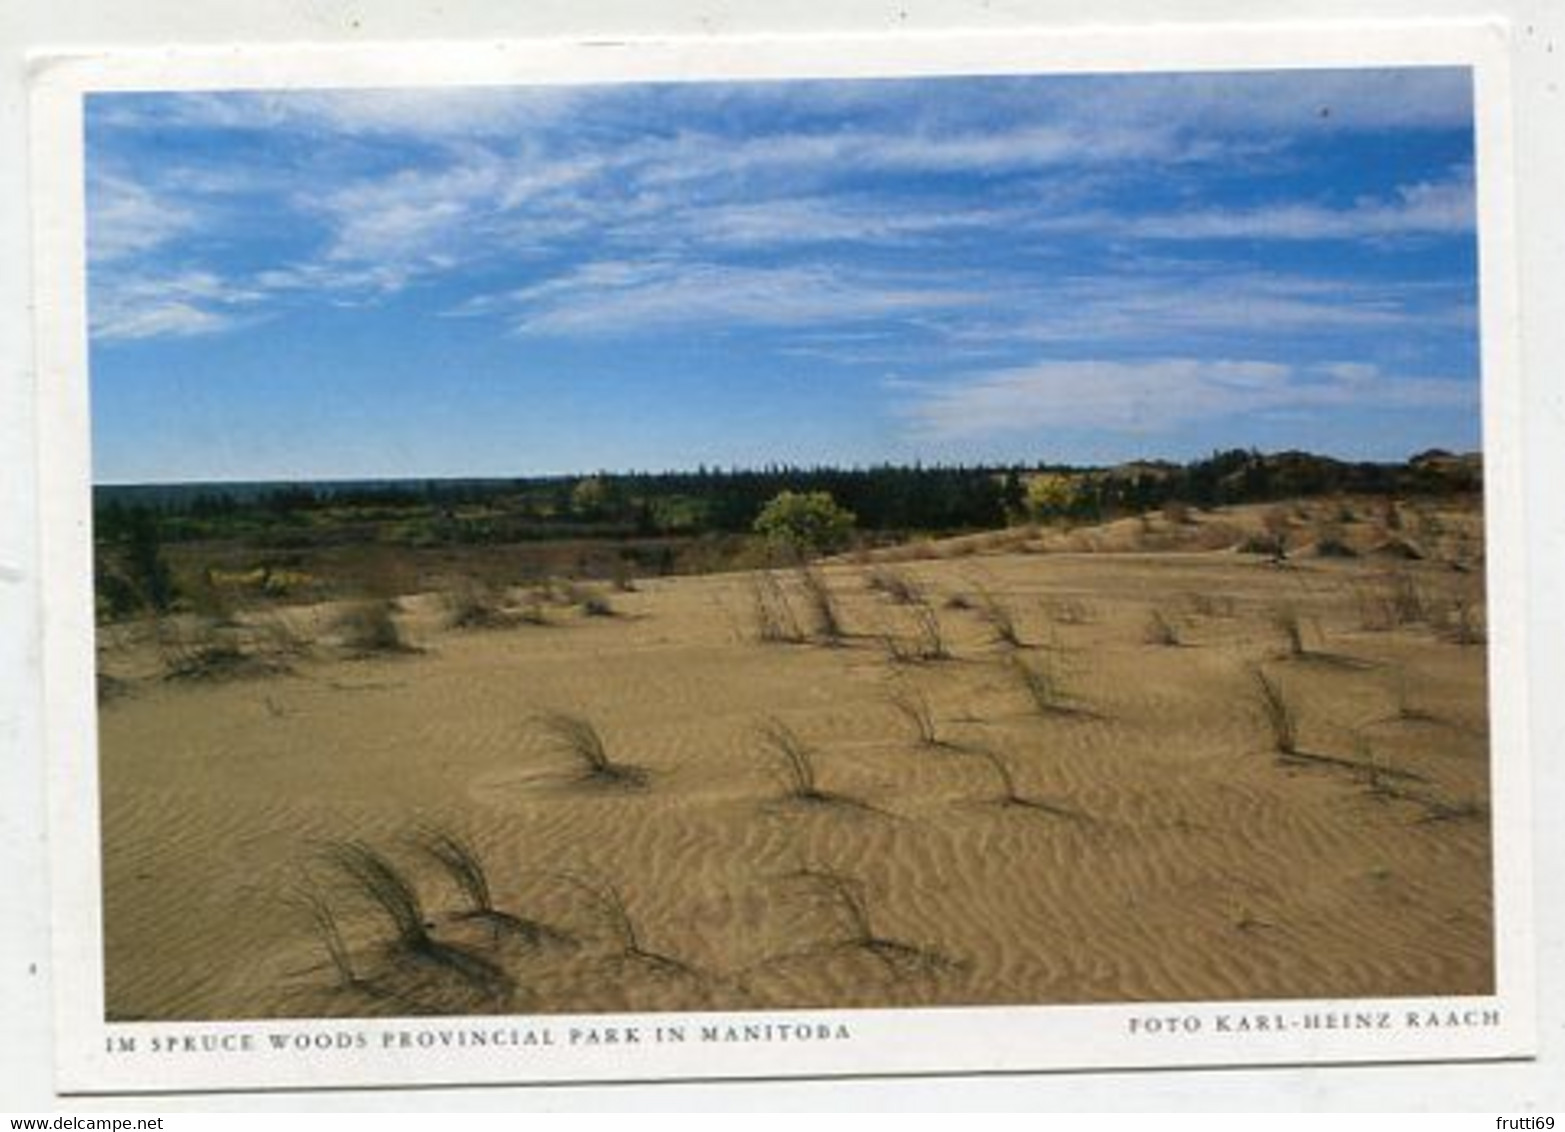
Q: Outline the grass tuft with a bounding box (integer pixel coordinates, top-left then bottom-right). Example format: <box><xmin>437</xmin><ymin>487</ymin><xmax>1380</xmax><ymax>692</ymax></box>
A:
<box><xmin>888</xmin><ymin>683</ymin><xmax>942</xmax><ymax>748</ymax></box>
<box><xmin>534</xmin><ymin>710</ymin><xmax>648</xmax><ymax>788</ymax></box>
<box><xmin>798</xmin><ymin>567</ymin><xmax>846</xmax><ymax>644</ymax></box>
<box><xmin>866</xmin><ymin>566</ymin><xmax>923</xmax><ymax>605</ymax></box>
<box><xmin>1250</xmin><ymin>665</ymin><xmax>1298</xmax><ymax>755</ymax></box>
<box><xmin>1144</xmin><ymin>608</ymin><xmax>1182</xmax><ymax>647</ymax></box>
<box><xmin>756</xmin><ymin>716</ymin><xmax>828</xmax><ymax>803</ymax></box>
<box><xmin>1270</xmin><ymin>604</ymin><xmax>1307</xmax><ymax>658</ymax></box>
<box><xmin>332</xmin><ymin>600</ymin><xmax>414</xmax><ymax>655</ymax></box>
<box><xmin>974</xmin><ymin>585</ymin><xmax>1024</xmax><ymax>648</ymax></box>
<box><xmin>317</xmin><ymin>839</ymin><xmax>431</xmax><ymax>951</ymax></box>
<box><xmin>1009</xmin><ymin>653</ymin><xmax>1075</xmax><ymax>717</ymax></box>
<box><xmin>748</xmin><ymin>571</ymin><xmax>804</xmax><ymax>644</ymax></box>
<box><xmin>412</xmin><ymin>827</ymin><xmax>496</xmax><ymax>917</ymax></box>
<box><xmin>780</xmin><ymin>867</ymin><xmax>959</xmax><ymax>980</ymax></box>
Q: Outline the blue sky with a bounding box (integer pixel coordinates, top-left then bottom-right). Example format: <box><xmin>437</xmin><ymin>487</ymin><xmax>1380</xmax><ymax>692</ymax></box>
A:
<box><xmin>84</xmin><ymin>69</ymin><xmax>1480</xmax><ymax>483</ymax></box>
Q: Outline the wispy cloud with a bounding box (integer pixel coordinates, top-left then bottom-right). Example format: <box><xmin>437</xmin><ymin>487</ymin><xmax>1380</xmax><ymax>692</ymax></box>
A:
<box><xmin>477</xmin><ymin>258</ymin><xmax>986</xmax><ymax>337</ymax></box>
<box><xmin>84</xmin><ymin>71</ymin><xmax>1478</xmax><ymax>359</ymax></box>
<box><xmin>90</xmin><ymin>270</ymin><xmax>265</xmax><ymax>342</ymax></box>
<box><xmin>1120</xmin><ymin>173</ymin><xmax>1476</xmax><ymax>241</ymax></box>
<box><xmin>900</xmin><ymin>358</ymin><xmax>1475</xmax><ymax>439</ymax></box>
<box><xmin>89</xmin><ymin>87</ymin><xmax>586</xmax><ymax>142</ymax></box>
<box><xmin>86</xmin><ymin>172</ymin><xmax>195</xmax><ymax>264</ymax></box>
<box><xmin>940</xmin><ymin>268</ymin><xmax>1473</xmax><ymax>352</ymax></box>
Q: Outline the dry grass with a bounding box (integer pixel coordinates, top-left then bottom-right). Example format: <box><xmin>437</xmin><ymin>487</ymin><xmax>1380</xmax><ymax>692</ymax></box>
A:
<box><xmin>888</xmin><ymin>683</ymin><xmax>943</xmax><ymax>748</ymax></box>
<box><xmin>756</xmin><ymin>717</ymin><xmax>830</xmax><ymax>804</ymax></box>
<box><xmin>881</xmin><ymin>602</ymin><xmax>951</xmax><ymax>665</ymax></box>
<box><xmin>1270</xmin><ymin>604</ymin><xmax>1307</xmax><ymax>658</ymax></box>
<box><xmin>538</xmin><ymin>870</ymin><xmax>695</xmax><ymax>976</ymax></box>
<box><xmin>413</xmin><ymin>827</ymin><xmax>497</xmax><ymax>917</ymax></box>
<box><xmin>1144</xmin><ymin>608</ymin><xmax>1182</xmax><ymax>647</ymax></box>
<box><xmin>777</xmin><ymin>867</ymin><xmax>958</xmax><ymax>980</ymax></box>
<box><xmin>533</xmin><ymin>711</ymin><xmax>649</xmax><ymax>788</ymax></box>
<box><xmin>293</xmin><ymin>886</ymin><xmax>358</xmax><ymax>989</ymax></box>
<box><xmin>1009</xmin><ymin>653</ymin><xmax>1079</xmax><ymax>717</ymax></box>
<box><xmin>441</xmin><ymin>581</ymin><xmax>510</xmax><ymax>630</ymax></box>
<box><xmin>316</xmin><ymin>839</ymin><xmax>432</xmax><ymax>952</ymax></box>
<box><xmin>974</xmin><ymin>585</ymin><xmax>1024</xmax><ymax>648</ymax></box>
<box><xmin>748</xmin><ymin>571</ymin><xmax>804</xmax><ymax>645</ymax></box>
<box><xmin>798</xmin><ymin>567</ymin><xmax>846</xmax><ymax>644</ymax></box>
<box><xmin>966</xmin><ymin>746</ymin><xmax>1080</xmax><ymax>818</ymax></box>
<box><xmin>332</xmin><ymin>600</ymin><xmax>415</xmax><ymax>655</ymax></box>
<box><xmin>865</xmin><ymin>566</ymin><xmax>924</xmax><ymax>605</ymax></box>
<box><xmin>1250</xmin><ymin>665</ymin><xmax>1298</xmax><ymax>755</ymax></box>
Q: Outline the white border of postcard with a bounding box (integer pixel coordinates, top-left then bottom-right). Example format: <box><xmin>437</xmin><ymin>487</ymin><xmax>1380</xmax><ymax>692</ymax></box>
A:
<box><xmin>30</xmin><ymin>18</ymin><xmax>1534</xmax><ymax>1095</ymax></box>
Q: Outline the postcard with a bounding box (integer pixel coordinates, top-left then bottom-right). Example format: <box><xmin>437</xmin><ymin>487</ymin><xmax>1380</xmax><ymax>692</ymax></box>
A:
<box><xmin>29</xmin><ymin>19</ymin><xmax>1534</xmax><ymax>1095</ymax></box>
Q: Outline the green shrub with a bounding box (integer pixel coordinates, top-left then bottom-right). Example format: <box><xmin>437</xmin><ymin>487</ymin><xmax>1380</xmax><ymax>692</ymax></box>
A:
<box><xmin>753</xmin><ymin>491</ymin><xmax>856</xmax><ymax>558</ymax></box>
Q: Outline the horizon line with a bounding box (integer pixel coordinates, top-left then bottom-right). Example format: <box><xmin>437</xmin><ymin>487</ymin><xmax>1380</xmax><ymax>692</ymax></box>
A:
<box><xmin>90</xmin><ymin>445</ymin><xmax>1483</xmax><ymax>490</ymax></box>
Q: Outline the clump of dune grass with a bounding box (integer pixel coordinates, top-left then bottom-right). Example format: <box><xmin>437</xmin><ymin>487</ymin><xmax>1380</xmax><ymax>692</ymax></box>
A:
<box><xmin>332</xmin><ymin>599</ymin><xmax>414</xmax><ymax>655</ymax></box>
<box><xmin>798</xmin><ymin>567</ymin><xmax>846</xmax><ymax>644</ymax></box>
<box><xmin>442</xmin><ymin>581</ymin><xmax>495</xmax><ymax>629</ymax></box>
<box><xmin>1270</xmin><ymin>604</ymin><xmax>1307</xmax><ymax>658</ymax></box>
<box><xmin>1010</xmin><ymin>653</ymin><xmax>1077</xmax><ymax>717</ymax></box>
<box><xmin>513</xmin><ymin>590</ymin><xmax>549</xmax><ymax>626</ymax></box>
<box><xmin>413</xmin><ymin>827</ymin><xmax>497</xmax><ymax>919</ymax></box>
<box><xmin>967</xmin><ymin>746</ymin><xmax>1079</xmax><ymax>817</ymax></box>
<box><xmin>888</xmin><ymin>684</ymin><xmax>943</xmax><ymax>748</ymax></box>
<box><xmin>974</xmin><ymin>585</ymin><xmax>1024</xmax><ymax>648</ymax></box>
<box><xmin>756</xmin><ymin>716</ymin><xmax>830</xmax><ymax>804</ymax></box>
<box><xmin>293</xmin><ymin>886</ymin><xmax>358</xmax><ymax>989</ymax></box>
<box><xmin>540</xmin><ymin>870</ymin><xmax>695</xmax><ymax>976</ymax></box>
<box><xmin>1250</xmin><ymin>665</ymin><xmax>1298</xmax><ymax>755</ymax></box>
<box><xmin>161</xmin><ymin>638</ymin><xmax>257</xmax><ymax>682</ymax></box>
<box><xmin>579</xmin><ymin>592</ymin><xmax>615</xmax><ymax>617</ymax></box>
<box><xmin>1044</xmin><ymin>596</ymin><xmax>1094</xmax><ymax>625</ymax></box>
<box><xmin>748</xmin><ymin>571</ymin><xmax>804</xmax><ymax>644</ymax></box>
<box><xmin>881</xmin><ymin>604</ymin><xmax>950</xmax><ymax>664</ymax></box>
<box><xmin>534</xmin><ymin>710</ymin><xmax>648</xmax><ymax>788</ymax></box>
<box><xmin>160</xmin><ymin>614</ymin><xmax>296</xmax><ymax>681</ymax></box>
<box><xmin>1353</xmin><ymin>732</ymin><xmax>1399</xmax><ymax>799</ymax></box>
<box><xmin>413</xmin><ymin>827</ymin><xmax>568</xmax><ymax>948</ymax></box>
<box><xmin>317</xmin><ymin>839</ymin><xmax>431</xmax><ymax>952</ymax></box>
<box><xmin>313</xmin><ymin>839</ymin><xmax>513</xmax><ymax>1002</ymax></box>
<box><xmin>780</xmin><ymin>867</ymin><xmax>958</xmax><ymax>980</ymax></box>
<box><xmin>1355</xmin><ymin>571</ymin><xmax>1427</xmax><ymax>632</ymax></box>
<box><xmin>913</xmin><ymin>603</ymin><xmax>951</xmax><ymax>657</ymax></box>
<box><xmin>866</xmin><ymin>566</ymin><xmax>922</xmax><ymax>605</ymax></box>
<box><xmin>880</xmin><ymin>633</ymin><xmax>921</xmax><ymax>665</ymax></box>
<box><xmin>1144</xmin><ymin>608</ymin><xmax>1182</xmax><ymax>647</ymax></box>
<box><xmin>1313</xmin><ymin>533</ymin><xmax>1358</xmax><ymax>559</ymax></box>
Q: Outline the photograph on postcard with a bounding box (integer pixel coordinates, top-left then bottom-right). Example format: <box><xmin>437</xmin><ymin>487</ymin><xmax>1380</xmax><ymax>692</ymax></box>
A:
<box><xmin>50</xmin><ymin>42</ymin><xmax>1524</xmax><ymax>1088</ymax></box>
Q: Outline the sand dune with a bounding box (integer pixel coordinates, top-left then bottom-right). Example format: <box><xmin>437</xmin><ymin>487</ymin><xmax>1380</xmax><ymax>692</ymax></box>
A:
<box><xmin>96</xmin><ymin>512</ymin><xmax>1492</xmax><ymax>1021</ymax></box>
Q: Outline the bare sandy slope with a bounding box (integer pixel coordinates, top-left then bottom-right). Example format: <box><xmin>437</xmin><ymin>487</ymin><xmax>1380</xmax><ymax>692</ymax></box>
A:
<box><xmin>96</xmin><ymin>532</ymin><xmax>1492</xmax><ymax>1020</ymax></box>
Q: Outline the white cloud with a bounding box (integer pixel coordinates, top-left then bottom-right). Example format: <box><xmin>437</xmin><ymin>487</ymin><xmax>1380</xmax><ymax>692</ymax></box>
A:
<box><xmin>92</xmin><ymin>87</ymin><xmax>584</xmax><ymax>142</ymax></box>
<box><xmin>84</xmin><ymin>74</ymin><xmax>1477</xmax><ymax>343</ymax></box>
<box><xmin>91</xmin><ymin>270</ymin><xmax>263</xmax><ymax>342</ymax></box>
<box><xmin>954</xmin><ymin>269</ymin><xmax>1470</xmax><ymax>350</ymax></box>
<box><xmin>496</xmin><ymin>259</ymin><xmax>985</xmax><ymax>336</ymax></box>
<box><xmin>86</xmin><ymin>173</ymin><xmax>193</xmax><ymax>264</ymax></box>
<box><xmin>901</xmin><ymin>358</ymin><xmax>1474</xmax><ymax>439</ymax></box>
<box><xmin>1118</xmin><ymin>173</ymin><xmax>1475</xmax><ymax>241</ymax></box>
